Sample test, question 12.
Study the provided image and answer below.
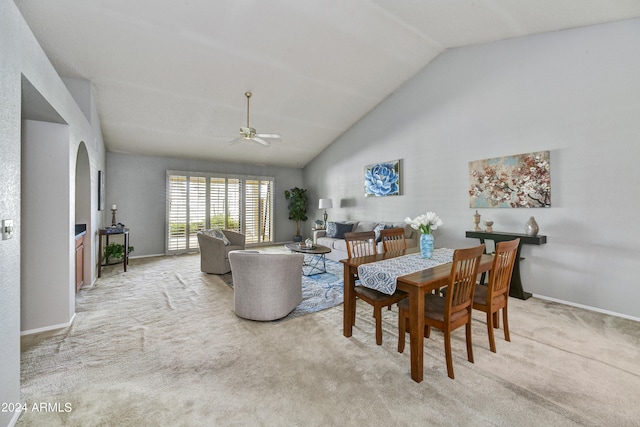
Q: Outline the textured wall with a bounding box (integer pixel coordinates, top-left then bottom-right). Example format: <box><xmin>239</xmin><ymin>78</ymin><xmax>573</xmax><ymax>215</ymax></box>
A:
<box><xmin>0</xmin><ymin>2</ymin><xmax>25</xmax><ymax>424</ymax></box>
<box><xmin>304</xmin><ymin>18</ymin><xmax>640</xmax><ymax>319</ymax></box>
<box><xmin>106</xmin><ymin>152</ymin><xmax>304</xmax><ymax>256</ymax></box>
<box><xmin>1</xmin><ymin>1</ymin><xmax>107</xmax><ymax>423</ymax></box>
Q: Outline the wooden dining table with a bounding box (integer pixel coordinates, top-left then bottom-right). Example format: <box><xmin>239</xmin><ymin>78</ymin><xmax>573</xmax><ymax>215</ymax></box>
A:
<box><xmin>341</xmin><ymin>247</ymin><xmax>494</xmax><ymax>383</ymax></box>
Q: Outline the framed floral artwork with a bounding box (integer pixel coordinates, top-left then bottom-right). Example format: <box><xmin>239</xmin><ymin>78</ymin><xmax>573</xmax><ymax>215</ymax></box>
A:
<box><xmin>365</xmin><ymin>159</ymin><xmax>400</xmax><ymax>197</ymax></box>
<box><xmin>469</xmin><ymin>151</ymin><xmax>551</xmax><ymax>208</ymax></box>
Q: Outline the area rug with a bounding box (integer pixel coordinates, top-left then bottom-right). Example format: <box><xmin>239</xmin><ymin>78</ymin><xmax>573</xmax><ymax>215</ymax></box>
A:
<box><xmin>221</xmin><ymin>258</ymin><xmax>344</xmax><ymax>320</ymax></box>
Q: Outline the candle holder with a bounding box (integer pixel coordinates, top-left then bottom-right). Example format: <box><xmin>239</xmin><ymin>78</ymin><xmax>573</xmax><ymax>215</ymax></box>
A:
<box><xmin>484</xmin><ymin>220</ymin><xmax>494</xmax><ymax>233</ymax></box>
<box><xmin>473</xmin><ymin>210</ymin><xmax>482</xmax><ymax>231</ymax></box>
<box><xmin>111</xmin><ymin>208</ymin><xmax>118</xmax><ymax>227</ymax></box>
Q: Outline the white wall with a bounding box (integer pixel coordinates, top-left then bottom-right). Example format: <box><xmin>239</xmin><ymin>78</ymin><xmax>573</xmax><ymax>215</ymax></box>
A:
<box><xmin>1</xmin><ymin>1</ymin><xmax>107</xmax><ymax>424</ymax></box>
<box><xmin>21</xmin><ymin>120</ymin><xmax>74</xmax><ymax>332</ymax></box>
<box><xmin>304</xmin><ymin>18</ymin><xmax>640</xmax><ymax>319</ymax></box>
<box><xmin>106</xmin><ymin>152</ymin><xmax>304</xmax><ymax>256</ymax></box>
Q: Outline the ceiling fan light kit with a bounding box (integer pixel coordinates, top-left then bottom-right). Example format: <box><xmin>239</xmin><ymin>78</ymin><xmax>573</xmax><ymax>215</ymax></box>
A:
<box><xmin>232</xmin><ymin>91</ymin><xmax>281</xmax><ymax>146</ymax></box>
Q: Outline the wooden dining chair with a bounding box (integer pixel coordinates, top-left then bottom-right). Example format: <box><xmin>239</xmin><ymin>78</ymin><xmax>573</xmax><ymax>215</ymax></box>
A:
<box><xmin>344</xmin><ymin>231</ymin><xmax>407</xmax><ymax>345</ymax></box>
<box><xmin>472</xmin><ymin>238</ymin><xmax>519</xmax><ymax>353</ymax></box>
<box><xmin>380</xmin><ymin>227</ymin><xmax>407</xmax><ymax>252</ymax></box>
<box><xmin>397</xmin><ymin>244</ymin><xmax>485</xmax><ymax>379</ymax></box>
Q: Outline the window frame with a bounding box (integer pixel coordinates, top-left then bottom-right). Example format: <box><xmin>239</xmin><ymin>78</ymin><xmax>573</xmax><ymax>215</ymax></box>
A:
<box><xmin>166</xmin><ymin>170</ymin><xmax>274</xmax><ymax>254</ymax></box>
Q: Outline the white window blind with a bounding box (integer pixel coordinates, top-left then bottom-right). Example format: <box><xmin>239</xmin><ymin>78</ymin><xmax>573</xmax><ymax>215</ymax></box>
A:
<box><xmin>166</xmin><ymin>171</ymin><xmax>274</xmax><ymax>254</ymax></box>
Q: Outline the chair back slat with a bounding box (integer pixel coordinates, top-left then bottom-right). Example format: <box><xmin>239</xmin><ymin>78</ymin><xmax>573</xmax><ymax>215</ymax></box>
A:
<box><xmin>446</xmin><ymin>245</ymin><xmax>485</xmax><ymax>314</ymax></box>
<box><xmin>344</xmin><ymin>231</ymin><xmax>377</xmax><ymax>258</ymax></box>
<box><xmin>489</xmin><ymin>239</ymin><xmax>520</xmax><ymax>300</ymax></box>
<box><xmin>380</xmin><ymin>227</ymin><xmax>407</xmax><ymax>252</ymax></box>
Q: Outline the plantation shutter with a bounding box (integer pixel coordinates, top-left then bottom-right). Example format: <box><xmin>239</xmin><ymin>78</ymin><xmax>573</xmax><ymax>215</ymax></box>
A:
<box><xmin>168</xmin><ymin>175</ymin><xmax>187</xmax><ymax>251</ymax></box>
<box><xmin>166</xmin><ymin>171</ymin><xmax>273</xmax><ymax>254</ymax></box>
<box><xmin>189</xmin><ymin>176</ymin><xmax>207</xmax><ymax>249</ymax></box>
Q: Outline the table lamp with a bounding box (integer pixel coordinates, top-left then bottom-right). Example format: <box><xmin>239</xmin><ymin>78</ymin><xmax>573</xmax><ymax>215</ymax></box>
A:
<box><xmin>111</xmin><ymin>204</ymin><xmax>118</xmax><ymax>227</ymax></box>
<box><xmin>318</xmin><ymin>198</ymin><xmax>333</xmax><ymax>226</ymax></box>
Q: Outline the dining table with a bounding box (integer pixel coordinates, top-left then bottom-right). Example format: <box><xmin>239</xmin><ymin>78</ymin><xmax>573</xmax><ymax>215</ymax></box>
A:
<box><xmin>341</xmin><ymin>247</ymin><xmax>494</xmax><ymax>383</ymax></box>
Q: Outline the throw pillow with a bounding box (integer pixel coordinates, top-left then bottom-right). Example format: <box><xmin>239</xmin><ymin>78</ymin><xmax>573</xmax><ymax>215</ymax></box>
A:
<box><xmin>326</xmin><ymin>222</ymin><xmax>337</xmax><ymax>238</ymax></box>
<box><xmin>333</xmin><ymin>222</ymin><xmax>354</xmax><ymax>239</ymax></box>
<box><xmin>373</xmin><ymin>223</ymin><xmax>386</xmax><ymax>242</ymax></box>
<box><xmin>210</xmin><ymin>229</ymin><xmax>230</xmax><ymax>246</ymax></box>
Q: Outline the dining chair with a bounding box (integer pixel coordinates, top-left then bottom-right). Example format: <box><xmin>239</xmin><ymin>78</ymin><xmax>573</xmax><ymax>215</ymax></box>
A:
<box><xmin>344</xmin><ymin>231</ymin><xmax>407</xmax><ymax>345</ymax></box>
<box><xmin>380</xmin><ymin>227</ymin><xmax>407</xmax><ymax>252</ymax></box>
<box><xmin>472</xmin><ymin>238</ymin><xmax>519</xmax><ymax>353</ymax></box>
<box><xmin>397</xmin><ymin>244</ymin><xmax>485</xmax><ymax>379</ymax></box>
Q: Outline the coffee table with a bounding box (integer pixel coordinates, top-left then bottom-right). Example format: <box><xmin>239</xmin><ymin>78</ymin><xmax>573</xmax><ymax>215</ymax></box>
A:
<box><xmin>284</xmin><ymin>243</ymin><xmax>332</xmax><ymax>276</ymax></box>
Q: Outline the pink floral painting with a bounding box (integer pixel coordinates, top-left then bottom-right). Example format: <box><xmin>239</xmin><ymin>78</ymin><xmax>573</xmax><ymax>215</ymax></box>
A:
<box><xmin>469</xmin><ymin>151</ymin><xmax>551</xmax><ymax>208</ymax></box>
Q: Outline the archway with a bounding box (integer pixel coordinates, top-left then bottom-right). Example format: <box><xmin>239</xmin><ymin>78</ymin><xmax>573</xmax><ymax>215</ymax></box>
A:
<box><xmin>75</xmin><ymin>142</ymin><xmax>91</xmax><ymax>291</ymax></box>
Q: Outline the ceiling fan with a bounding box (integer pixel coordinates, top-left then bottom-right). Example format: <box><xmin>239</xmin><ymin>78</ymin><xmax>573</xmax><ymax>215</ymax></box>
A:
<box><xmin>231</xmin><ymin>91</ymin><xmax>281</xmax><ymax>146</ymax></box>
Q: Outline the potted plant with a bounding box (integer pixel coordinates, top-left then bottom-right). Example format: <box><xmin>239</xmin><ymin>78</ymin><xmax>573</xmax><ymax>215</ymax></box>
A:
<box><xmin>284</xmin><ymin>187</ymin><xmax>308</xmax><ymax>242</ymax></box>
<box><xmin>104</xmin><ymin>242</ymin><xmax>135</xmax><ymax>264</ymax></box>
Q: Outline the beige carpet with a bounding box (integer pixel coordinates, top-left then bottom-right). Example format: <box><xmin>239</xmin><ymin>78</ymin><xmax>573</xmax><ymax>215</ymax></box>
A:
<box><xmin>19</xmin><ymin>252</ymin><xmax>640</xmax><ymax>426</ymax></box>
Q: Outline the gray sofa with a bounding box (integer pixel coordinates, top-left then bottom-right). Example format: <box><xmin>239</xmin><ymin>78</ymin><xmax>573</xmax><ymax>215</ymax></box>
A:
<box><xmin>228</xmin><ymin>251</ymin><xmax>304</xmax><ymax>321</ymax></box>
<box><xmin>197</xmin><ymin>229</ymin><xmax>246</xmax><ymax>274</ymax></box>
<box><xmin>313</xmin><ymin>220</ymin><xmax>417</xmax><ymax>262</ymax></box>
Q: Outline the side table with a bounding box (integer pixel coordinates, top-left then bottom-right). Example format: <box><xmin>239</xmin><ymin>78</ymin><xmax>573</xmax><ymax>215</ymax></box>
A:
<box><xmin>98</xmin><ymin>227</ymin><xmax>130</xmax><ymax>278</ymax></box>
<box><xmin>465</xmin><ymin>231</ymin><xmax>547</xmax><ymax>300</ymax></box>
<box><xmin>285</xmin><ymin>243</ymin><xmax>331</xmax><ymax>276</ymax></box>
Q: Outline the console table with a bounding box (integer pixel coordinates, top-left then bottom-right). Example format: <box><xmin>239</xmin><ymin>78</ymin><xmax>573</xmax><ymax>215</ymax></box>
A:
<box><xmin>465</xmin><ymin>231</ymin><xmax>547</xmax><ymax>300</ymax></box>
<box><xmin>98</xmin><ymin>228</ymin><xmax>130</xmax><ymax>278</ymax></box>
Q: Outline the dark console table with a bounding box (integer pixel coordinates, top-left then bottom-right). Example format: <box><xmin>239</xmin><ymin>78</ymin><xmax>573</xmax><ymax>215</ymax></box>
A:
<box><xmin>465</xmin><ymin>231</ymin><xmax>547</xmax><ymax>300</ymax></box>
<box><xmin>98</xmin><ymin>227</ymin><xmax>130</xmax><ymax>278</ymax></box>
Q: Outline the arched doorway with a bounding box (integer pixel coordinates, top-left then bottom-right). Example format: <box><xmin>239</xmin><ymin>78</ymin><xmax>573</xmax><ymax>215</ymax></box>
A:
<box><xmin>75</xmin><ymin>142</ymin><xmax>91</xmax><ymax>292</ymax></box>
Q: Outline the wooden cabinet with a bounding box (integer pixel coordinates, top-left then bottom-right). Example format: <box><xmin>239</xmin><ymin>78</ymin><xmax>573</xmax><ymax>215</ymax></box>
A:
<box><xmin>75</xmin><ymin>234</ymin><xmax>84</xmax><ymax>292</ymax></box>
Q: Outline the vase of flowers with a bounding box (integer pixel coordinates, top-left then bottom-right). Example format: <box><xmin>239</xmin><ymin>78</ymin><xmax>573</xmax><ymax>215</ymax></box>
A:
<box><xmin>405</xmin><ymin>212</ymin><xmax>443</xmax><ymax>259</ymax></box>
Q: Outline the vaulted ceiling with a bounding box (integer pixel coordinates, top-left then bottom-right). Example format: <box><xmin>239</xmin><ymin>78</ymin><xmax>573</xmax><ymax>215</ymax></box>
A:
<box><xmin>15</xmin><ymin>1</ymin><xmax>640</xmax><ymax>167</ymax></box>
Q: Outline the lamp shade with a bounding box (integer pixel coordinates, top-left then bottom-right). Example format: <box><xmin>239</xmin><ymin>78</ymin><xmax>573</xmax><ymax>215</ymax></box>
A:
<box><xmin>318</xmin><ymin>198</ymin><xmax>333</xmax><ymax>209</ymax></box>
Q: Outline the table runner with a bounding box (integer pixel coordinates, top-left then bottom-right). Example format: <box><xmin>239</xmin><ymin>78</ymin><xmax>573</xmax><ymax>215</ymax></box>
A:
<box><xmin>357</xmin><ymin>248</ymin><xmax>455</xmax><ymax>295</ymax></box>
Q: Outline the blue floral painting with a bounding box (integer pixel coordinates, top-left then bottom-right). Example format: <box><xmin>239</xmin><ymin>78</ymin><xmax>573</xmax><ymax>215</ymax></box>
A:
<box><xmin>364</xmin><ymin>160</ymin><xmax>400</xmax><ymax>197</ymax></box>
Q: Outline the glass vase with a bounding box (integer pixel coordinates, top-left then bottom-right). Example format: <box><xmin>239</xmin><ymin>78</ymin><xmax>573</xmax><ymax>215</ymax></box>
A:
<box><xmin>420</xmin><ymin>233</ymin><xmax>434</xmax><ymax>259</ymax></box>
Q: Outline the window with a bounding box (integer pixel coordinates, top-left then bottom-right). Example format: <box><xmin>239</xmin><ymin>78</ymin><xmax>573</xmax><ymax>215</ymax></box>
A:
<box><xmin>166</xmin><ymin>171</ymin><xmax>274</xmax><ymax>253</ymax></box>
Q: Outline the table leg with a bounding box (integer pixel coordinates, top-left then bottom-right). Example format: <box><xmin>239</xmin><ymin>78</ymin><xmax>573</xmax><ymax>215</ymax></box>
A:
<box><xmin>302</xmin><ymin>253</ymin><xmax>327</xmax><ymax>276</ymax></box>
<box><xmin>343</xmin><ymin>266</ymin><xmax>355</xmax><ymax>338</ymax></box>
<box><xmin>408</xmin><ymin>287</ymin><xmax>425</xmax><ymax>383</ymax></box>
<box><xmin>124</xmin><ymin>232</ymin><xmax>129</xmax><ymax>272</ymax></box>
<box><xmin>98</xmin><ymin>233</ymin><xmax>103</xmax><ymax>278</ymax></box>
<box><xmin>509</xmin><ymin>244</ymin><xmax>532</xmax><ymax>300</ymax></box>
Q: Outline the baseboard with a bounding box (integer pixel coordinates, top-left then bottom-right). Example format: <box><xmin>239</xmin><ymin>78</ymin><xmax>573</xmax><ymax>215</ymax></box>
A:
<box><xmin>20</xmin><ymin>312</ymin><xmax>76</xmax><ymax>336</ymax></box>
<box><xmin>6</xmin><ymin>408</ymin><xmax>22</xmax><ymax>427</ymax></box>
<box><xmin>532</xmin><ymin>294</ymin><xmax>640</xmax><ymax>322</ymax></box>
<box><xmin>129</xmin><ymin>253</ymin><xmax>164</xmax><ymax>259</ymax></box>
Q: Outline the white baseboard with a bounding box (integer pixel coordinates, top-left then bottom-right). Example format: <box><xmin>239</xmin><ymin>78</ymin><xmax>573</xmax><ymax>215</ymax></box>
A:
<box><xmin>533</xmin><ymin>294</ymin><xmax>640</xmax><ymax>322</ymax></box>
<box><xmin>7</xmin><ymin>408</ymin><xmax>21</xmax><ymax>427</ymax></box>
<box><xmin>129</xmin><ymin>253</ymin><xmax>164</xmax><ymax>259</ymax></box>
<box><xmin>20</xmin><ymin>312</ymin><xmax>76</xmax><ymax>336</ymax></box>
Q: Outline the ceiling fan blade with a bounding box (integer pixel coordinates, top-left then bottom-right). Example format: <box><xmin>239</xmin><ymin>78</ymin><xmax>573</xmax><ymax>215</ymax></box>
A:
<box><xmin>252</xmin><ymin>137</ymin><xmax>271</xmax><ymax>146</ymax></box>
<box><xmin>228</xmin><ymin>137</ymin><xmax>243</xmax><ymax>145</ymax></box>
<box><xmin>256</xmin><ymin>133</ymin><xmax>281</xmax><ymax>140</ymax></box>
<box><xmin>235</xmin><ymin>92</ymin><xmax>279</xmax><ymax>147</ymax></box>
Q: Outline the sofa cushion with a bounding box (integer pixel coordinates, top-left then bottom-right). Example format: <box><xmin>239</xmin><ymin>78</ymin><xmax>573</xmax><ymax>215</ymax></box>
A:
<box><xmin>331</xmin><ymin>238</ymin><xmax>349</xmax><ymax>253</ymax></box>
<box><xmin>353</xmin><ymin>221</ymin><xmax>378</xmax><ymax>232</ymax></box>
<box><xmin>326</xmin><ymin>222</ymin><xmax>354</xmax><ymax>238</ymax></box>
<box><xmin>334</xmin><ymin>222</ymin><xmax>354</xmax><ymax>239</ymax></box>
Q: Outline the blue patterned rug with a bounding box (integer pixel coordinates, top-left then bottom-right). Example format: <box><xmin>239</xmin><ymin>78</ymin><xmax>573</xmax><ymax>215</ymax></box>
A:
<box><xmin>222</xmin><ymin>258</ymin><xmax>344</xmax><ymax>321</ymax></box>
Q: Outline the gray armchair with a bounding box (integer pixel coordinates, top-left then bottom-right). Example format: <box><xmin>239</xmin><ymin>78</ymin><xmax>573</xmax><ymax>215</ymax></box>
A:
<box><xmin>197</xmin><ymin>230</ymin><xmax>246</xmax><ymax>274</ymax></box>
<box><xmin>228</xmin><ymin>251</ymin><xmax>303</xmax><ymax>321</ymax></box>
